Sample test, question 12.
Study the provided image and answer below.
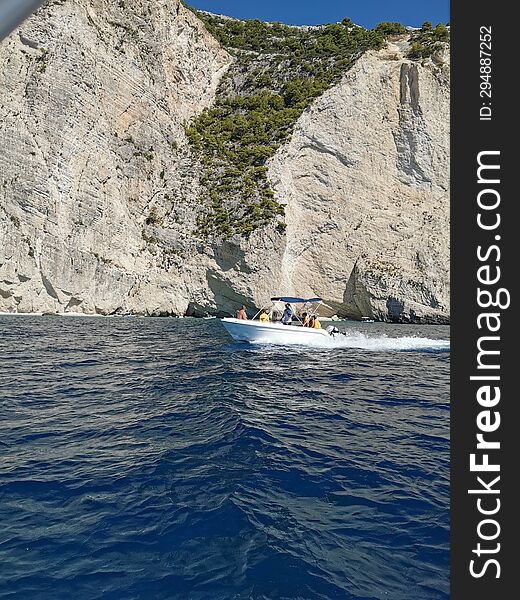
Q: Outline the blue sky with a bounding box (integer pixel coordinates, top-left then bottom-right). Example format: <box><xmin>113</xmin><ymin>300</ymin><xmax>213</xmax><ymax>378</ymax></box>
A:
<box><xmin>186</xmin><ymin>0</ymin><xmax>450</xmax><ymax>28</ymax></box>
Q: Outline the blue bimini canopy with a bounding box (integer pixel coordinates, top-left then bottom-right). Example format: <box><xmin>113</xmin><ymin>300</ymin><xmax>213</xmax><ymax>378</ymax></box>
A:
<box><xmin>271</xmin><ymin>297</ymin><xmax>322</xmax><ymax>304</ymax></box>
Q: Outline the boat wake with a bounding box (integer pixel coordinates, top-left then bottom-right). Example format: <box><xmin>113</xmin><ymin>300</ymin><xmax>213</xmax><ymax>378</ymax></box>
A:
<box><xmin>251</xmin><ymin>331</ymin><xmax>450</xmax><ymax>352</ymax></box>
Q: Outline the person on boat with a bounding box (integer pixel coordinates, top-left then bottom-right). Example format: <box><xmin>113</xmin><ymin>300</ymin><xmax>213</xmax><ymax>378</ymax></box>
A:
<box><xmin>236</xmin><ymin>305</ymin><xmax>248</xmax><ymax>320</ymax></box>
<box><xmin>259</xmin><ymin>309</ymin><xmax>270</xmax><ymax>322</ymax></box>
<box><xmin>301</xmin><ymin>312</ymin><xmax>310</xmax><ymax>327</ymax></box>
<box><xmin>308</xmin><ymin>315</ymin><xmax>322</xmax><ymax>329</ymax></box>
<box><xmin>281</xmin><ymin>303</ymin><xmax>293</xmax><ymax>325</ymax></box>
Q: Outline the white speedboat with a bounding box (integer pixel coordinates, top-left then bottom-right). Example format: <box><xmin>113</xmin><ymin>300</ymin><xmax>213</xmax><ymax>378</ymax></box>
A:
<box><xmin>221</xmin><ymin>318</ymin><xmax>331</xmax><ymax>344</ymax></box>
<box><xmin>220</xmin><ymin>297</ymin><xmax>337</xmax><ymax>345</ymax></box>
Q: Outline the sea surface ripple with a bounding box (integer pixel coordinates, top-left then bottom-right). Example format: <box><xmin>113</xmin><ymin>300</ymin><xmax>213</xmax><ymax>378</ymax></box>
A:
<box><xmin>0</xmin><ymin>316</ymin><xmax>450</xmax><ymax>599</ymax></box>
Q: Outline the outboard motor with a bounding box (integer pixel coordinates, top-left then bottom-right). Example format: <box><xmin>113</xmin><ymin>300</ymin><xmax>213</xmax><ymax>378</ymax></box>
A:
<box><xmin>326</xmin><ymin>325</ymin><xmax>340</xmax><ymax>336</ymax></box>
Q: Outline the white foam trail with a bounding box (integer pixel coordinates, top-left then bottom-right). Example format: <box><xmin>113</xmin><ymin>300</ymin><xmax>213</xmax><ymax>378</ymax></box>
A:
<box><xmin>253</xmin><ymin>331</ymin><xmax>450</xmax><ymax>351</ymax></box>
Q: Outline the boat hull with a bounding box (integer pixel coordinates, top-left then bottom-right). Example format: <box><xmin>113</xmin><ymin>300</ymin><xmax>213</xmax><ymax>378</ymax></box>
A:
<box><xmin>221</xmin><ymin>318</ymin><xmax>331</xmax><ymax>345</ymax></box>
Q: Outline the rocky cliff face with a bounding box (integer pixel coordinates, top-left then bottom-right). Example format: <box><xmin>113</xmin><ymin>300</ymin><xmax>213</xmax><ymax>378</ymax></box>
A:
<box><xmin>269</xmin><ymin>40</ymin><xmax>450</xmax><ymax>322</ymax></box>
<box><xmin>0</xmin><ymin>0</ymin><xmax>231</xmax><ymax>315</ymax></box>
<box><xmin>0</xmin><ymin>3</ymin><xmax>449</xmax><ymax>322</ymax></box>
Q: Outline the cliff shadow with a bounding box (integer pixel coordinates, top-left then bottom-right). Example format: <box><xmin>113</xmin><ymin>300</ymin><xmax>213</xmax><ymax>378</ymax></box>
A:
<box><xmin>341</xmin><ymin>261</ymin><xmax>374</xmax><ymax>320</ymax></box>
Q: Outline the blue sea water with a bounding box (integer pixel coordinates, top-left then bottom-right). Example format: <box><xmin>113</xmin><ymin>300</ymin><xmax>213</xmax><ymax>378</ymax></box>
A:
<box><xmin>0</xmin><ymin>316</ymin><xmax>450</xmax><ymax>600</ymax></box>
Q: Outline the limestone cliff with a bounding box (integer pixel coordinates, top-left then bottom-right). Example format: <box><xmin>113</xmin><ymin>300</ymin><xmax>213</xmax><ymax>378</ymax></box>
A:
<box><xmin>0</xmin><ymin>4</ymin><xmax>450</xmax><ymax>323</ymax></box>
<box><xmin>269</xmin><ymin>40</ymin><xmax>450</xmax><ymax>323</ymax></box>
<box><xmin>0</xmin><ymin>0</ymin><xmax>231</xmax><ymax>315</ymax></box>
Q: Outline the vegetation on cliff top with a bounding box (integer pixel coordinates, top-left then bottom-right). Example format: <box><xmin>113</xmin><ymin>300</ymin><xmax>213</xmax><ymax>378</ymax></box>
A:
<box><xmin>408</xmin><ymin>22</ymin><xmax>450</xmax><ymax>59</ymax></box>
<box><xmin>182</xmin><ymin>6</ymin><xmax>412</xmax><ymax>238</ymax></box>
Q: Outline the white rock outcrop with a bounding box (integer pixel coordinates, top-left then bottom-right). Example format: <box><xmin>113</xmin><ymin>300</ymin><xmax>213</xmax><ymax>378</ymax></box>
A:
<box><xmin>267</xmin><ymin>41</ymin><xmax>450</xmax><ymax>322</ymax></box>
<box><xmin>1</xmin><ymin>5</ymin><xmax>449</xmax><ymax>323</ymax></box>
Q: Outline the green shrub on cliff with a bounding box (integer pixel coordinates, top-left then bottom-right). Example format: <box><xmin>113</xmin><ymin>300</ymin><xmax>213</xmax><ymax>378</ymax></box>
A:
<box><xmin>408</xmin><ymin>22</ymin><xmax>450</xmax><ymax>59</ymax></box>
<box><xmin>373</xmin><ymin>22</ymin><xmax>408</xmax><ymax>37</ymax></box>
<box><xmin>184</xmin><ymin>6</ymin><xmax>410</xmax><ymax>238</ymax></box>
